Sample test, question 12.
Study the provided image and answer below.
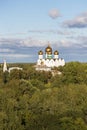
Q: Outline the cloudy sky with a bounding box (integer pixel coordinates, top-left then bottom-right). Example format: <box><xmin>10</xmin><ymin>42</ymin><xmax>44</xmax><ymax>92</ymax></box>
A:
<box><xmin>0</xmin><ymin>0</ymin><xmax>87</xmax><ymax>63</ymax></box>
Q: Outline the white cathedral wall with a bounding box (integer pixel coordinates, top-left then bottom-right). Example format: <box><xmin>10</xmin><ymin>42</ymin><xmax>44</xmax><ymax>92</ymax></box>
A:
<box><xmin>42</xmin><ymin>59</ymin><xmax>45</xmax><ymax>63</ymax></box>
<box><xmin>37</xmin><ymin>55</ymin><xmax>65</xmax><ymax>68</ymax></box>
<box><xmin>61</xmin><ymin>59</ymin><xmax>65</xmax><ymax>66</ymax></box>
<box><xmin>54</xmin><ymin>59</ymin><xmax>65</xmax><ymax>67</ymax></box>
<box><xmin>37</xmin><ymin>59</ymin><xmax>41</xmax><ymax>65</ymax></box>
<box><xmin>45</xmin><ymin>59</ymin><xmax>50</xmax><ymax>67</ymax></box>
<box><xmin>54</xmin><ymin>55</ymin><xmax>59</xmax><ymax>59</ymax></box>
<box><xmin>39</xmin><ymin>55</ymin><xmax>43</xmax><ymax>59</ymax></box>
<box><xmin>37</xmin><ymin>59</ymin><xmax>65</xmax><ymax>67</ymax></box>
<box><xmin>55</xmin><ymin>59</ymin><xmax>60</xmax><ymax>67</ymax></box>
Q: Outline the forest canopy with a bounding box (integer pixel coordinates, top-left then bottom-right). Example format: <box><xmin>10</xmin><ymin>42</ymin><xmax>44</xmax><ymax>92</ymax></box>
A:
<box><xmin>0</xmin><ymin>62</ymin><xmax>87</xmax><ymax>130</ymax></box>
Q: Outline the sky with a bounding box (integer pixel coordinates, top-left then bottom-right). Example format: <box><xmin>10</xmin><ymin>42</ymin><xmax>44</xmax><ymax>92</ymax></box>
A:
<box><xmin>0</xmin><ymin>0</ymin><xmax>87</xmax><ymax>63</ymax></box>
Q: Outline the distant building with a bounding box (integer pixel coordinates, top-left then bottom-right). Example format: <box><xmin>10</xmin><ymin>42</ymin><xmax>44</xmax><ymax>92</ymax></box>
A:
<box><xmin>36</xmin><ymin>44</ymin><xmax>65</xmax><ymax>71</ymax></box>
<box><xmin>3</xmin><ymin>60</ymin><xmax>8</xmax><ymax>72</ymax></box>
<box><xmin>3</xmin><ymin>60</ymin><xmax>23</xmax><ymax>73</ymax></box>
<box><xmin>8</xmin><ymin>67</ymin><xmax>23</xmax><ymax>73</ymax></box>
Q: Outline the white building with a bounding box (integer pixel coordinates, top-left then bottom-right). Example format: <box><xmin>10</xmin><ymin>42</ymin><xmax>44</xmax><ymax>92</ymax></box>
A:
<box><xmin>36</xmin><ymin>45</ymin><xmax>65</xmax><ymax>71</ymax></box>
<box><xmin>3</xmin><ymin>60</ymin><xmax>8</xmax><ymax>72</ymax></box>
<box><xmin>3</xmin><ymin>60</ymin><xmax>23</xmax><ymax>73</ymax></box>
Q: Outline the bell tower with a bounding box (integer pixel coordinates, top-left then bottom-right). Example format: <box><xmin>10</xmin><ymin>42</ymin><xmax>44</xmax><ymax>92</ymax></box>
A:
<box><xmin>3</xmin><ymin>60</ymin><xmax>7</xmax><ymax>72</ymax></box>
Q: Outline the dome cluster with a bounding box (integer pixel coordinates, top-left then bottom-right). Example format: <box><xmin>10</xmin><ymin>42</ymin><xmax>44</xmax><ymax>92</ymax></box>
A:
<box><xmin>36</xmin><ymin>45</ymin><xmax>65</xmax><ymax>70</ymax></box>
<box><xmin>38</xmin><ymin>45</ymin><xmax>59</xmax><ymax>56</ymax></box>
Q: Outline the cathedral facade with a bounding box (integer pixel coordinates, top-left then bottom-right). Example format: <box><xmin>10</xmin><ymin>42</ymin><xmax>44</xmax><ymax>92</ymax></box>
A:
<box><xmin>36</xmin><ymin>45</ymin><xmax>65</xmax><ymax>71</ymax></box>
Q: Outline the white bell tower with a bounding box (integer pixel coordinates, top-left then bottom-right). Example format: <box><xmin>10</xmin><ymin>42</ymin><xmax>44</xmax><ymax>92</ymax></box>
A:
<box><xmin>3</xmin><ymin>60</ymin><xmax>7</xmax><ymax>72</ymax></box>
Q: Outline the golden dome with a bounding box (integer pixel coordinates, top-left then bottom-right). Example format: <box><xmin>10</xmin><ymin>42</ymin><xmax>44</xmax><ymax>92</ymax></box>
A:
<box><xmin>54</xmin><ymin>50</ymin><xmax>59</xmax><ymax>55</ymax></box>
<box><xmin>45</xmin><ymin>45</ymin><xmax>52</xmax><ymax>53</ymax></box>
<box><xmin>38</xmin><ymin>50</ymin><xmax>43</xmax><ymax>55</ymax></box>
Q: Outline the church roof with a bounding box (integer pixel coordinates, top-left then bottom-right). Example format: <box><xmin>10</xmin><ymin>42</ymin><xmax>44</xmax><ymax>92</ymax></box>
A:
<box><xmin>54</xmin><ymin>50</ymin><xmax>59</xmax><ymax>55</ymax></box>
<box><xmin>38</xmin><ymin>50</ymin><xmax>43</xmax><ymax>55</ymax></box>
<box><xmin>45</xmin><ymin>45</ymin><xmax>52</xmax><ymax>53</ymax></box>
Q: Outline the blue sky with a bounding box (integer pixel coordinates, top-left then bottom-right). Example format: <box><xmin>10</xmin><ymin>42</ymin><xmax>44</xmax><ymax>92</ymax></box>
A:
<box><xmin>0</xmin><ymin>0</ymin><xmax>87</xmax><ymax>63</ymax></box>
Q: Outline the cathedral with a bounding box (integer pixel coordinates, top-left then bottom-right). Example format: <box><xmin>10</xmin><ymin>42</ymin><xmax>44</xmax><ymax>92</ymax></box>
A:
<box><xmin>36</xmin><ymin>45</ymin><xmax>65</xmax><ymax>71</ymax></box>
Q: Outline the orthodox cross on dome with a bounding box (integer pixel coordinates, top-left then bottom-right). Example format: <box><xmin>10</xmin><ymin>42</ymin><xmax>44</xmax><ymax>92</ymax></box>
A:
<box><xmin>48</xmin><ymin>41</ymin><xmax>50</xmax><ymax>46</ymax></box>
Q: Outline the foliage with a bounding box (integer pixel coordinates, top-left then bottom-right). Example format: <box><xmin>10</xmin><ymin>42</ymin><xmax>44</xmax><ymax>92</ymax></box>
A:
<box><xmin>0</xmin><ymin>62</ymin><xmax>87</xmax><ymax>129</ymax></box>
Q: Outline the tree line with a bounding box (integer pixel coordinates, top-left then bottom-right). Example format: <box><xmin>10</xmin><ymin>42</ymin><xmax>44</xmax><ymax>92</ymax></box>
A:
<box><xmin>0</xmin><ymin>62</ymin><xmax>87</xmax><ymax>130</ymax></box>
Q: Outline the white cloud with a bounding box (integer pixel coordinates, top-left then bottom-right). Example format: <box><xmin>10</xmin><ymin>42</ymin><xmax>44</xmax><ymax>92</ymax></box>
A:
<box><xmin>59</xmin><ymin>40</ymin><xmax>72</xmax><ymax>47</ymax></box>
<box><xmin>0</xmin><ymin>37</ymin><xmax>48</xmax><ymax>47</ymax></box>
<box><xmin>49</xmin><ymin>9</ymin><xmax>61</xmax><ymax>19</ymax></box>
<box><xmin>28</xmin><ymin>29</ymin><xmax>73</xmax><ymax>35</ymax></box>
<box><xmin>20</xmin><ymin>38</ymin><xmax>48</xmax><ymax>47</ymax></box>
<box><xmin>63</xmin><ymin>11</ymin><xmax>87</xmax><ymax>28</ymax></box>
<box><xmin>0</xmin><ymin>34</ymin><xmax>87</xmax><ymax>50</ymax></box>
<box><xmin>75</xmin><ymin>36</ymin><xmax>87</xmax><ymax>48</ymax></box>
<box><xmin>0</xmin><ymin>49</ymin><xmax>14</xmax><ymax>53</ymax></box>
<box><xmin>0</xmin><ymin>36</ymin><xmax>87</xmax><ymax>63</ymax></box>
<box><xmin>0</xmin><ymin>38</ymin><xmax>21</xmax><ymax>46</ymax></box>
<box><xmin>53</xmin><ymin>39</ymin><xmax>74</xmax><ymax>47</ymax></box>
<box><xmin>0</xmin><ymin>53</ymin><xmax>32</xmax><ymax>63</ymax></box>
<box><xmin>0</xmin><ymin>54</ymin><xmax>31</xmax><ymax>58</ymax></box>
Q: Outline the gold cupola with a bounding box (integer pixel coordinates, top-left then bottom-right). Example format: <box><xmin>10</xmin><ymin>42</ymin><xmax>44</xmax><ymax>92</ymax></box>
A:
<box><xmin>54</xmin><ymin>50</ymin><xmax>59</xmax><ymax>55</ymax></box>
<box><xmin>38</xmin><ymin>50</ymin><xmax>43</xmax><ymax>55</ymax></box>
<box><xmin>45</xmin><ymin>45</ymin><xmax>52</xmax><ymax>54</ymax></box>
